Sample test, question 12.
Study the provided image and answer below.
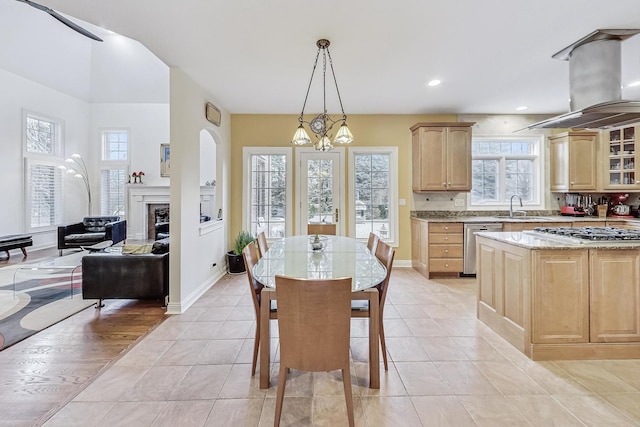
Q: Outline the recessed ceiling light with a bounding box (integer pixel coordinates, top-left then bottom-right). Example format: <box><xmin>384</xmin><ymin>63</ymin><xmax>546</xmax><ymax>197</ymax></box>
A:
<box><xmin>628</xmin><ymin>81</ymin><xmax>640</xmax><ymax>87</ymax></box>
<box><xmin>427</xmin><ymin>79</ymin><xmax>441</xmax><ymax>87</ymax></box>
<box><xmin>516</xmin><ymin>106</ymin><xmax>528</xmax><ymax>111</ymax></box>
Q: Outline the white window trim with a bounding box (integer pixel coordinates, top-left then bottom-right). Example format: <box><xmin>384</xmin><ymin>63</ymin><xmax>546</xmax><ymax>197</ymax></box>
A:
<box><xmin>295</xmin><ymin>146</ymin><xmax>346</xmax><ymax>236</ymax></box>
<box><xmin>348</xmin><ymin>146</ymin><xmax>398</xmax><ymax>247</ymax></box>
<box><xmin>99</xmin><ymin>129</ymin><xmax>130</xmax><ymax>216</ymax></box>
<box><xmin>22</xmin><ymin>110</ymin><xmax>64</xmax><ymax>158</ymax></box>
<box><xmin>242</xmin><ymin>147</ymin><xmax>293</xmax><ymax>238</ymax></box>
<box><xmin>467</xmin><ymin>135</ymin><xmax>545</xmax><ymax>211</ymax></box>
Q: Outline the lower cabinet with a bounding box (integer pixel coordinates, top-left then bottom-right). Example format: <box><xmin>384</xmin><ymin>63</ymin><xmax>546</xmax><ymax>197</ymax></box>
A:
<box><xmin>477</xmin><ymin>236</ymin><xmax>640</xmax><ymax>360</ymax></box>
<box><xmin>411</xmin><ymin>220</ymin><xmax>463</xmax><ymax>279</ymax></box>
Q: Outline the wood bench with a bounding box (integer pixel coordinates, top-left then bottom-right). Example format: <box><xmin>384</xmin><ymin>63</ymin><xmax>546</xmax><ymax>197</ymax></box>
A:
<box><xmin>0</xmin><ymin>234</ymin><xmax>33</xmax><ymax>259</ymax></box>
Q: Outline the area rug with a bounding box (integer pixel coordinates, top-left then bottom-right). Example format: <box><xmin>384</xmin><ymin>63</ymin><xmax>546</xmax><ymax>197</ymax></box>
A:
<box><xmin>0</xmin><ymin>253</ymin><xmax>96</xmax><ymax>350</ymax></box>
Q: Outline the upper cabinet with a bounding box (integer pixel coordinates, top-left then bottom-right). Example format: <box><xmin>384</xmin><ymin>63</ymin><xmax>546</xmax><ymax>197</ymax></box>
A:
<box><xmin>603</xmin><ymin>125</ymin><xmax>640</xmax><ymax>190</ymax></box>
<box><xmin>549</xmin><ymin>131</ymin><xmax>598</xmax><ymax>192</ymax></box>
<box><xmin>411</xmin><ymin>122</ymin><xmax>474</xmax><ymax>192</ymax></box>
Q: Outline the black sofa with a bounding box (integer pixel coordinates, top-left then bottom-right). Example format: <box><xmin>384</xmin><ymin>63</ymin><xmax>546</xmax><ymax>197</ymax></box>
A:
<box><xmin>81</xmin><ymin>238</ymin><xmax>169</xmax><ymax>307</ymax></box>
<box><xmin>58</xmin><ymin>216</ymin><xmax>127</xmax><ymax>255</ymax></box>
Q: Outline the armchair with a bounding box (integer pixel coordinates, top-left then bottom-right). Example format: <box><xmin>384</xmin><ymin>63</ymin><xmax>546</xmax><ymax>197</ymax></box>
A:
<box><xmin>58</xmin><ymin>216</ymin><xmax>126</xmax><ymax>255</ymax></box>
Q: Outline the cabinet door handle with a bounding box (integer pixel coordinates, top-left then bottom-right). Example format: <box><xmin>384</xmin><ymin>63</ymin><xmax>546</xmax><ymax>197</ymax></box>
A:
<box><xmin>444</xmin><ymin>226</ymin><xmax>449</xmax><ymax>230</ymax></box>
<box><xmin>570</xmin><ymin>181</ymin><xmax>575</xmax><ymax>185</ymax></box>
<box><xmin>444</xmin><ymin>249</ymin><xmax>449</xmax><ymax>253</ymax></box>
<box><xmin>444</xmin><ymin>237</ymin><xmax>449</xmax><ymax>241</ymax></box>
<box><xmin>442</xmin><ymin>183</ymin><xmax>447</xmax><ymax>187</ymax></box>
<box><xmin>445</xmin><ymin>263</ymin><xmax>449</xmax><ymax>267</ymax></box>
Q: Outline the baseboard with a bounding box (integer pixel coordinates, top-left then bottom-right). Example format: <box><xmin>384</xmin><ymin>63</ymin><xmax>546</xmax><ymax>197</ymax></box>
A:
<box><xmin>393</xmin><ymin>259</ymin><xmax>411</xmax><ymax>268</ymax></box>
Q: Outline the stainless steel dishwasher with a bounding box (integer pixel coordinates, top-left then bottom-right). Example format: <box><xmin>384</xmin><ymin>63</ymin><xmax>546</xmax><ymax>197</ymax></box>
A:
<box><xmin>463</xmin><ymin>223</ymin><xmax>503</xmax><ymax>275</ymax></box>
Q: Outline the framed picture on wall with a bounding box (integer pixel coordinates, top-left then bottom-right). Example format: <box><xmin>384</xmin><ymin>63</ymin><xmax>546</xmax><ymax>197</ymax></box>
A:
<box><xmin>160</xmin><ymin>143</ymin><xmax>170</xmax><ymax>177</ymax></box>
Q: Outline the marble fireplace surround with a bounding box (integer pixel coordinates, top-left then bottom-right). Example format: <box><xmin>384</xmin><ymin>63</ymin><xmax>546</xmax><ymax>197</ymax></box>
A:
<box><xmin>127</xmin><ymin>185</ymin><xmax>216</xmax><ymax>240</ymax></box>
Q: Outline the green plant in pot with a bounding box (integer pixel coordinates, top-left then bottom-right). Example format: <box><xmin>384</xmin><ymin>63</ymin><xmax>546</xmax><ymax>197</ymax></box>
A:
<box><xmin>227</xmin><ymin>230</ymin><xmax>254</xmax><ymax>274</ymax></box>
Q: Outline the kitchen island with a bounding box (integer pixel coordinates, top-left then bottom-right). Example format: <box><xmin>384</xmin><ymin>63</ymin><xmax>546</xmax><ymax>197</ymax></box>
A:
<box><xmin>476</xmin><ymin>228</ymin><xmax>640</xmax><ymax>360</ymax></box>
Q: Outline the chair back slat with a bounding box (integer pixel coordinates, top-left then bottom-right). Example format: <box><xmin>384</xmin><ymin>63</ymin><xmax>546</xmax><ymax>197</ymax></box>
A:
<box><xmin>242</xmin><ymin>242</ymin><xmax>263</xmax><ymax>309</ymax></box>
<box><xmin>366</xmin><ymin>232</ymin><xmax>379</xmax><ymax>254</ymax></box>
<box><xmin>256</xmin><ymin>231</ymin><xmax>269</xmax><ymax>258</ymax></box>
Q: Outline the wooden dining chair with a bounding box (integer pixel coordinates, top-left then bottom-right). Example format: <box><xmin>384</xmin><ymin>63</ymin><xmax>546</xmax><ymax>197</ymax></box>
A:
<box><xmin>242</xmin><ymin>241</ymin><xmax>277</xmax><ymax>376</ymax></box>
<box><xmin>274</xmin><ymin>275</ymin><xmax>354</xmax><ymax>427</ymax></box>
<box><xmin>256</xmin><ymin>231</ymin><xmax>269</xmax><ymax>258</ymax></box>
<box><xmin>366</xmin><ymin>232</ymin><xmax>379</xmax><ymax>254</ymax></box>
<box><xmin>307</xmin><ymin>223</ymin><xmax>336</xmax><ymax>235</ymax></box>
<box><xmin>351</xmin><ymin>239</ymin><xmax>395</xmax><ymax>371</ymax></box>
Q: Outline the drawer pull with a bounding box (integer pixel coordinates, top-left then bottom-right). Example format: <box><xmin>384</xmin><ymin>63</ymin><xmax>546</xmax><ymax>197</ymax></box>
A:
<box><xmin>444</xmin><ymin>237</ymin><xmax>449</xmax><ymax>240</ymax></box>
<box><xmin>445</xmin><ymin>263</ymin><xmax>449</xmax><ymax>267</ymax></box>
<box><xmin>444</xmin><ymin>249</ymin><xmax>448</xmax><ymax>253</ymax></box>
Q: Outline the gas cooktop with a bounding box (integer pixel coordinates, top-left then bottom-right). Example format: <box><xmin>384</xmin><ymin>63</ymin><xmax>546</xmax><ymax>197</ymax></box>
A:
<box><xmin>532</xmin><ymin>226</ymin><xmax>640</xmax><ymax>241</ymax></box>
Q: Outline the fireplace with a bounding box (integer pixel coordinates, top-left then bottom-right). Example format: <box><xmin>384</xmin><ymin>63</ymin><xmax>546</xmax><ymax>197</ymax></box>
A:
<box><xmin>147</xmin><ymin>204</ymin><xmax>170</xmax><ymax>239</ymax></box>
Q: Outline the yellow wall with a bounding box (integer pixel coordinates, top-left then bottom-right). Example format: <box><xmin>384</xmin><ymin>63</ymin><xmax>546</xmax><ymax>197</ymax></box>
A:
<box><xmin>230</xmin><ymin>113</ymin><xmax>457</xmax><ymax>261</ymax></box>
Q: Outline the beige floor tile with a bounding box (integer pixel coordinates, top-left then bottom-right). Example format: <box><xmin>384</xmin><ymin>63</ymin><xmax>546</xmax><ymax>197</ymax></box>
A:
<box><xmin>475</xmin><ymin>361</ymin><xmax>547</xmax><ymax>395</ymax></box>
<box><xmin>169</xmin><ymin>364</ymin><xmax>232</xmax><ymax>400</ymax></box>
<box><xmin>403</xmin><ymin>318</ymin><xmax>449</xmax><ymax>337</ymax></box>
<box><xmin>259</xmin><ymin>396</ymin><xmax>312</xmax><ymax>427</ymax></box>
<box><xmin>227</xmin><ymin>305</ymin><xmax>256</xmax><ymax>321</ymax></box>
<box><xmin>42</xmin><ymin>401</ymin><xmax>115</xmax><ymax>427</ymax></box>
<box><xmin>553</xmin><ymin>361</ymin><xmax>639</xmax><ymax>393</ymax></box>
<box><xmin>313</xmin><ymin>396</ymin><xmax>366</xmax><ymax>426</ymax></box>
<box><xmin>386</xmin><ymin>336</ymin><xmax>430</xmax><ymax>361</ymax></box>
<box><xmin>113</xmin><ymin>339</ymin><xmax>171</xmax><ymax>367</ymax></box>
<box><xmin>395</xmin><ymin>361</ymin><xmax>453</xmax><ymax>395</ymax></box>
<box><xmin>434</xmin><ymin>361</ymin><xmax>500</xmax><ymax>395</ymax></box>
<box><xmin>361</xmin><ymin>396</ymin><xmax>422</xmax><ymax>427</ymax></box>
<box><xmin>313</xmin><ymin>368</ymin><xmax>358</xmax><ymax>397</ymax></box>
<box><xmin>458</xmin><ymin>394</ymin><xmax>530</xmax><ymax>426</ymax></box>
<box><xmin>219</xmin><ymin>364</ymin><xmax>268</xmax><ymax>399</ymax></box>
<box><xmin>434</xmin><ymin>318</ymin><xmax>480</xmax><ymax>337</ymax></box>
<box><xmin>453</xmin><ymin>337</ymin><xmax>505</xmax><ymax>361</ymax></box>
<box><xmin>196</xmin><ymin>306</ymin><xmax>234</xmax><ymax>321</ymax></box>
<box><xmin>380</xmin><ymin>318</ymin><xmax>413</xmax><ymax>337</ymax></box>
<box><xmin>178</xmin><ymin>321</ymin><xmax>224</xmax><ymax>340</ymax></box>
<box><xmin>394</xmin><ymin>304</ymin><xmax>431</xmax><ymax>319</ymax></box>
<box><xmin>95</xmin><ymin>401</ymin><xmax>167</xmax><ymax>427</ymax></box>
<box><xmin>144</xmin><ymin>320</ymin><xmax>191</xmax><ymax>341</ymax></box>
<box><xmin>506</xmin><ymin>395</ymin><xmax>583</xmax><ymax>426</ymax></box>
<box><xmin>165</xmin><ymin>306</ymin><xmax>207</xmax><ymax>322</ymax></box>
<box><xmin>422</xmin><ymin>304</ymin><xmax>458</xmax><ymax>319</ymax></box>
<box><xmin>119</xmin><ymin>365</ymin><xmax>191</xmax><ymax>401</ymax></box>
<box><xmin>205</xmin><ymin>398</ymin><xmax>264</xmax><ymax>427</ymax></box>
<box><xmin>600</xmin><ymin>360</ymin><xmax>640</xmax><ymax>391</ymax></box>
<box><xmin>154</xmin><ymin>339</ymin><xmax>208</xmax><ymax>365</ymax></box>
<box><xmin>382</xmin><ymin>304</ymin><xmax>401</xmax><ymax>319</ymax></box>
<box><xmin>552</xmin><ymin>393</ymin><xmax>638</xmax><ymax>426</ymax></box>
<box><xmin>213</xmin><ymin>320</ymin><xmax>253</xmax><ymax>339</ymax></box>
<box><xmin>266</xmin><ymin>367</ymin><xmax>315</xmax><ymax>398</ymax></box>
<box><xmin>418</xmin><ymin>337</ymin><xmax>471</xmax><ymax>361</ymax></box>
<box><xmin>206</xmin><ymin>295</ymin><xmax>243</xmax><ymax>307</ymax></box>
<box><xmin>194</xmin><ymin>339</ymin><xmax>244</xmax><ymax>365</ymax></box>
<box><xmin>151</xmin><ymin>400</ymin><xmax>215</xmax><ymax>427</ymax></box>
<box><xmin>73</xmin><ymin>365</ymin><xmax>149</xmax><ymax>402</ymax></box>
<box><xmin>600</xmin><ymin>393</ymin><xmax>640</xmax><ymax>424</ymax></box>
<box><xmin>519</xmin><ymin>361</ymin><xmax>591</xmax><ymax>395</ymax></box>
<box><xmin>355</xmin><ymin>362</ymin><xmax>407</xmax><ymax>396</ymax></box>
<box><xmin>411</xmin><ymin>395</ymin><xmax>476</xmax><ymax>427</ymax></box>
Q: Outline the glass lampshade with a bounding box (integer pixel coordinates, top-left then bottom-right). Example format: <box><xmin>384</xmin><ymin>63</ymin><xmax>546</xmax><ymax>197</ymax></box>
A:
<box><xmin>314</xmin><ymin>136</ymin><xmax>333</xmax><ymax>152</ymax></box>
<box><xmin>291</xmin><ymin>125</ymin><xmax>311</xmax><ymax>145</ymax></box>
<box><xmin>334</xmin><ymin>122</ymin><xmax>354</xmax><ymax>144</ymax></box>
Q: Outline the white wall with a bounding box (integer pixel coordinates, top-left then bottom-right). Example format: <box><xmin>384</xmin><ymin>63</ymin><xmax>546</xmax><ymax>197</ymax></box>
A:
<box><xmin>0</xmin><ymin>69</ymin><xmax>91</xmax><ymax>249</ymax></box>
<box><xmin>167</xmin><ymin>68</ymin><xmax>230</xmax><ymax>314</ymax></box>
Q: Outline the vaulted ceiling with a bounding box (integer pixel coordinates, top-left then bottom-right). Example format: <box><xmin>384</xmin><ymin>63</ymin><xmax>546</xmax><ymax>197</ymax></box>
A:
<box><xmin>7</xmin><ymin>0</ymin><xmax>640</xmax><ymax>116</ymax></box>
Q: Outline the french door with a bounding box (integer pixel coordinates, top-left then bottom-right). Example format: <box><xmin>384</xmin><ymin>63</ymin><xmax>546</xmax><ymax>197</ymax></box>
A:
<box><xmin>297</xmin><ymin>148</ymin><xmax>345</xmax><ymax>235</ymax></box>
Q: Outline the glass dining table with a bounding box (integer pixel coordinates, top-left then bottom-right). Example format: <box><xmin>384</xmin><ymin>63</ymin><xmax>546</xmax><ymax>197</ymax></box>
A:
<box><xmin>253</xmin><ymin>235</ymin><xmax>387</xmax><ymax>389</ymax></box>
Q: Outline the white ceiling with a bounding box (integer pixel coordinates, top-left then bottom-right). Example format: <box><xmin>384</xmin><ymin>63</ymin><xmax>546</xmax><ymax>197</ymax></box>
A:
<box><xmin>10</xmin><ymin>0</ymin><xmax>640</xmax><ymax>115</ymax></box>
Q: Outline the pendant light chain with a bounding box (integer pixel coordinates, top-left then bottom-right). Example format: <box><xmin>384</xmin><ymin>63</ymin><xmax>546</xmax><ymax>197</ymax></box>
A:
<box><xmin>326</xmin><ymin>48</ymin><xmax>347</xmax><ymax>121</ymax></box>
<box><xmin>298</xmin><ymin>46</ymin><xmax>322</xmax><ymax>124</ymax></box>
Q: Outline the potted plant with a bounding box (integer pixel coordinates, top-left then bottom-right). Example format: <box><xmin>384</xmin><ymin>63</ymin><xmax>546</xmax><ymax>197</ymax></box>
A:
<box><xmin>227</xmin><ymin>230</ymin><xmax>254</xmax><ymax>274</ymax></box>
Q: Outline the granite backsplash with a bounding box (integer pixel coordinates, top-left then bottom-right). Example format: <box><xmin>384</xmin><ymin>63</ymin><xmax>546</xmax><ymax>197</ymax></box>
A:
<box><xmin>411</xmin><ymin>210</ymin><xmax>562</xmax><ymax>219</ymax></box>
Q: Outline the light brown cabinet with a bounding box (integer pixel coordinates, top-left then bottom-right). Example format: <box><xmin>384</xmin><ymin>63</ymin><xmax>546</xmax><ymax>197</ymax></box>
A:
<box><xmin>477</xmin><ymin>236</ymin><xmax>640</xmax><ymax>360</ymax></box>
<box><xmin>411</xmin><ymin>220</ymin><xmax>463</xmax><ymax>279</ymax></box>
<box><xmin>549</xmin><ymin>131</ymin><xmax>598</xmax><ymax>192</ymax></box>
<box><xmin>603</xmin><ymin>125</ymin><xmax>640</xmax><ymax>189</ymax></box>
<box><xmin>410</xmin><ymin>123</ymin><xmax>474</xmax><ymax>192</ymax></box>
<box><xmin>428</xmin><ymin>222</ymin><xmax>463</xmax><ymax>274</ymax></box>
<box><xmin>590</xmin><ymin>249</ymin><xmax>640</xmax><ymax>342</ymax></box>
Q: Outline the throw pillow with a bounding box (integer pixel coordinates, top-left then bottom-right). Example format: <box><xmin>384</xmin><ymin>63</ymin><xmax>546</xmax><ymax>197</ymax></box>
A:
<box><xmin>121</xmin><ymin>243</ymin><xmax>153</xmax><ymax>254</ymax></box>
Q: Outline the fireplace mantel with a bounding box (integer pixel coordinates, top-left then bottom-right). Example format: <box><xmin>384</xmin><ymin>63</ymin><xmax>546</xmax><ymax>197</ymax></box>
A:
<box><xmin>127</xmin><ymin>185</ymin><xmax>216</xmax><ymax>240</ymax></box>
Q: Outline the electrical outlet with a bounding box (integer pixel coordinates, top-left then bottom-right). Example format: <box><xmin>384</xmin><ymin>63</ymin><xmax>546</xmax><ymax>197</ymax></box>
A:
<box><xmin>454</xmin><ymin>198</ymin><xmax>465</xmax><ymax>207</ymax></box>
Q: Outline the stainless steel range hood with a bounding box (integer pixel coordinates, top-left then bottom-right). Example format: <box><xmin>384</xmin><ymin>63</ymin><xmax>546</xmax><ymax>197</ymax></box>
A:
<box><xmin>528</xmin><ymin>29</ymin><xmax>640</xmax><ymax>130</ymax></box>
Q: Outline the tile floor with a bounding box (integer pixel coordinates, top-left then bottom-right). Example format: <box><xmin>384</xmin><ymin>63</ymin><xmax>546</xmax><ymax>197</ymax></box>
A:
<box><xmin>41</xmin><ymin>268</ymin><xmax>640</xmax><ymax>426</ymax></box>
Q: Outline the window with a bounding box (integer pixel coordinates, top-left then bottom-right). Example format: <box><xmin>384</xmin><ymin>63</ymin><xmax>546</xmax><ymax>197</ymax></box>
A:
<box><xmin>23</xmin><ymin>112</ymin><xmax>63</xmax><ymax>231</ymax></box>
<box><xmin>348</xmin><ymin>147</ymin><xmax>398</xmax><ymax>245</ymax></box>
<box><xmin>243</xmin><ymin>147</ymin><xmax>293</xmax><ymax>239</ymax></box>
<box><xmin>100</xmin><ymin>130</ymin><xmax>129</xmax><ymax>216</ymax></box>
<box><xmin>470</xmin><ymin>136</ymin><xmax>542</xmax><ymax>207</ymax></box>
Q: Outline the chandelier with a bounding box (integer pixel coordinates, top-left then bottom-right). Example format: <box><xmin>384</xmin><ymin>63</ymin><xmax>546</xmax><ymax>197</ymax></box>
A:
<box><xmin>291</xmin><ymin>39</ymin><xmax>354</xmax><ymax>151</ymax></box>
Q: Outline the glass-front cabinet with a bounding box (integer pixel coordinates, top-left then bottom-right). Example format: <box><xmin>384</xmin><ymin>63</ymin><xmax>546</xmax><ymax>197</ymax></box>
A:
<box><xmin>605</xmin><ymin>125</ymin><xmax>639</xmax><ymax>190</ymax></box>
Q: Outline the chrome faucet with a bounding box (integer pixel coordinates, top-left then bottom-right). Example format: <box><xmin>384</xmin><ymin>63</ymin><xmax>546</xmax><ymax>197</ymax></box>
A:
<box><xmin>509</xmin><ymin>194</ymin><xmax>527</xmax><ymax>218</ymax></box>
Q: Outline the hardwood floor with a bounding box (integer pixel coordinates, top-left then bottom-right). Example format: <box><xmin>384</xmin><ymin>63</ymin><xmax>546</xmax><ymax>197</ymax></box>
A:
<box><xmin>0</xmin><ymin>247</ymin><xmax>167</xmax><ymax>426</ymax></box>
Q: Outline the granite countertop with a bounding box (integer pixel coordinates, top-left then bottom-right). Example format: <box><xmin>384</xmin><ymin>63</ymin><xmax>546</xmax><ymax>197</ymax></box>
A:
<box><xmin>475</xmin><ymin>231</ymin><xmax>640</xmax><ymax>250</ymax></box>
<box><xmin>411</xmin><ymin>215</ymin><xmax>636</xmax><ymax>224</ymax></box>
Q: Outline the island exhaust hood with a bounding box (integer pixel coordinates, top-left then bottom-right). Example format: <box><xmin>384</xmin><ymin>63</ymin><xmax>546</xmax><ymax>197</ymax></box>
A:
<box><xmin>527</xmin><ymin>29</ymin><xmax>640</xmax><ymax>130</ymax></box>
